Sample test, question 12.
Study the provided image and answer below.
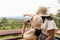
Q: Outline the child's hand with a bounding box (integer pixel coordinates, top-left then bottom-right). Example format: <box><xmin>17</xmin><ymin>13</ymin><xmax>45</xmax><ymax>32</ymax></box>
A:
<box><xmin>22</xmin><ymin>30</ymin><xmax>25</xmax><ymax>37</ymax></box>
<box><xmin>22</xmin><ymin>31</ymin><xmax>24</xmax><ymax>38</ymax></box>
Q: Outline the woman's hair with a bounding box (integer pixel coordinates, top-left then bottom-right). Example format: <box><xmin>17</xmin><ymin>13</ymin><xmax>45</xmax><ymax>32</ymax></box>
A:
<box><xmin>36</xmin><ymin>7</ymin><xmax>48</xmax><ymax>15</ymax></box>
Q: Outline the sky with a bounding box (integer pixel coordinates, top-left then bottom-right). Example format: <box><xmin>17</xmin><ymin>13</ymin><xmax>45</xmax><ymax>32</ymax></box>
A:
<box><xmin>0</xmin><ymin>0</ymin><xmax>60</xmax><ymax>17</ymax></box>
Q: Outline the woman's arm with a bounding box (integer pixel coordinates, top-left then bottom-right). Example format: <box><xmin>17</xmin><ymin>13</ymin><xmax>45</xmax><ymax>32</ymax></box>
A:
<box><xmin>24</xmin><ymin>14</ymin><xmax>35</xmax><ymax>17</ymax></box>
<box><xmin>46</xmin><ymin>29</ymin><xmax>55</xmax><ymax>40</ymax></box>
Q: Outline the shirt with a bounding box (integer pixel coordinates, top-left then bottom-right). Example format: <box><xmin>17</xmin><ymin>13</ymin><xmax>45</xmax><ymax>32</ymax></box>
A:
<box><xmin>41</xmin><ymin>19</ymin><xmax>58</xmax><ymax>35</ymax></box>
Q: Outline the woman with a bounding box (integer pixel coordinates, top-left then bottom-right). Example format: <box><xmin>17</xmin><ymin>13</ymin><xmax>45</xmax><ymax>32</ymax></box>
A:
<box><xmin>36</xmin><ymin>7</ymin><xmax>58</xmax><ymax>40</ymax></box>
<box><xmin>22</xmin><ymin>7</ymin><xmax>58</xmax><ymax>40</ymax></box>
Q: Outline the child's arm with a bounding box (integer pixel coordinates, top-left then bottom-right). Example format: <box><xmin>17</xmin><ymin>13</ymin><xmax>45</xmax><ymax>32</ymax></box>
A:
<box><xmin>22</xmin><ymin>20</ymin><xmax>28</xmax><ymax>37</ymax></box>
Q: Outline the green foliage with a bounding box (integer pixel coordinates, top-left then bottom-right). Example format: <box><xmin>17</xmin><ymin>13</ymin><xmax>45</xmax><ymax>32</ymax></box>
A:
<box><xmin>1</xmin><ymin>17</ymin><xmax>7</xmax><ymax>23</ymax></box>
<box><xmin>0</xmin><ymin>18</ymin><xmax>60</xmax><ymax>30</ymax></box>
<box><xmin>56</xmin><ymin>10</ymin><xmax>60</xmax><ymax>29</ymax></box>
<box><xmin>0</xmin><ymin>17</ymin><xmax>8</xmax><ymax>27</ymax></box>
<box><xmin>56</xmin><ymin>10</ymin><xmax>60</xmax><ymax>17</ymax></box>
<box><xmin>0</xmin><ymin>19</ymin><xmax>24</xmax><ymax>30</ymax></box>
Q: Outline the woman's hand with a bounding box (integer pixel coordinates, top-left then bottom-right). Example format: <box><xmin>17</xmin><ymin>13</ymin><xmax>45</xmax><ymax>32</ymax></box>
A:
<box><xmin>46</xmin><ymin>29</ymin><xmax>55</xmax><ymax>40</ymax></box>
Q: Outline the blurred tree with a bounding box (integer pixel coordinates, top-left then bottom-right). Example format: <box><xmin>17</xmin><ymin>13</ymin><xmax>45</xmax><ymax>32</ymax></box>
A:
<box><xmin>56</xmin><ymin>10</ymin><xmax>60</xmax><ymax>29</ymax></box>
<box><xmin>56</xmin><ymin>10</ymin><xmax>60</xmax><ymax>17</ymax></box>
<box><xmin>0</xmin><ymin>17</ymin><xmax>8</xmax><ymax>30</ymax></box>
<box><xmin>0</xmin><ymin>17</ymin><xmax>8</xmax><ymax>27</ymax></box>
<box><xmin>1</xmin><ymin>17</ymin><xmax>7</xmax><ymax>23</ymax></box>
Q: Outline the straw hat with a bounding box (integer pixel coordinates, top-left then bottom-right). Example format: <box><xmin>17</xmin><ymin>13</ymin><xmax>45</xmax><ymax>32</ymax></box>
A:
<box><xmin>36</xmin><ymin>7</ymin><xmax>50</xmax><ymax>16</ymax></box>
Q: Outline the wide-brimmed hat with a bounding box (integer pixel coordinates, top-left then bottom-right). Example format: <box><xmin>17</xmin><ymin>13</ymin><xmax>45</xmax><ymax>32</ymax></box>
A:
<box><xmin>36</xmin><ymin>6</ymin><xmax>50</xmax><ymax>16</ymax></box>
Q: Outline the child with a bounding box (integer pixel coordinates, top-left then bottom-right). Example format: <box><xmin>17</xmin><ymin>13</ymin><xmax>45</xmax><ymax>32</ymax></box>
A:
<box><xmin>23</xmin><ymin>15</ymin><xmax>43</xmax><ymax>40</ymax></box>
